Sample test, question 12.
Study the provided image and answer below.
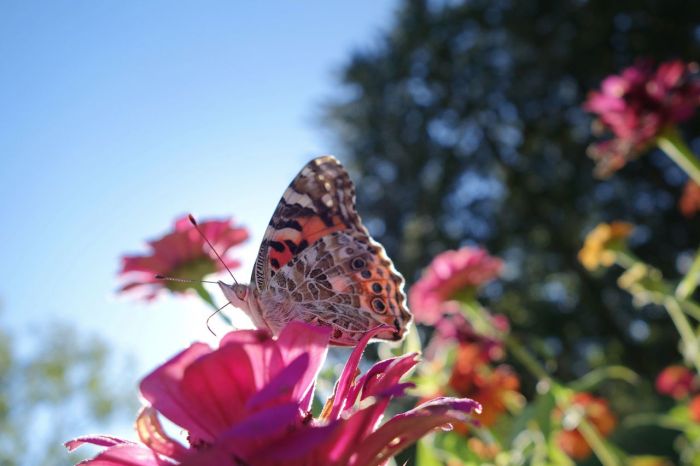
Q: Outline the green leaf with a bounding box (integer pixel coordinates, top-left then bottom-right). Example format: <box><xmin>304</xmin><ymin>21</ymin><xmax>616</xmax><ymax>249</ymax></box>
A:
<box><xmin>569</xmin><ymin>366</ymin><xmax>639</xmax><ymax>392</ymax></box>
<box><xmin>506</xmin><ymin>391</ymin><xmax>556</xmax><ymax>445</ymax></box>
<box><xmin>416</xmin><ymin>438</ymin><xmax>442</xmax><ymax>466</ymax></box>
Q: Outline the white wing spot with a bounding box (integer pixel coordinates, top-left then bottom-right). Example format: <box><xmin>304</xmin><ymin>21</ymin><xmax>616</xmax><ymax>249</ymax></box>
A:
<box><xmin>322</xmin><ymin>193</ymin><xmax>334</xmax><ymax>207</ymax></box>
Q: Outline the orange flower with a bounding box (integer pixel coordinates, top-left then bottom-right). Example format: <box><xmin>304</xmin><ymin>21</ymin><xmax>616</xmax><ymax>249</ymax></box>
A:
<box><xmin>555</xmin><ymin>393</ymin><xmax>617</xmax><ymax>460</ymax></box>
<box><xmin>448</xmin><ymin>343</ymin><xmax>520</xmax><ymax>427</ymax></box>
<box><xmin>578</xmin><ymin>222</ymin><xmax>634</xmax><ymax>271</ymax></box>
<box><xmin>467</xmin><ymin>438</ymin><xmax>500</xmax><ymax>459</ymax></box>
<box><xmin>680</xmin><ymin>181</ymin><xmax>700</xmax><ymax>218</ymax></box>
<box><xmin>689</xmin><ymin>394</ymin><xmax>700</xmax><ymax>423</ymax></box>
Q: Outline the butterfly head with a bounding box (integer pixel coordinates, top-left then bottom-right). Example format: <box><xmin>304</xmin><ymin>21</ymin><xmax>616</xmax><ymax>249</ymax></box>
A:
<box><xmin>218</xmin><ymin>281</ymin><xmax>250</xmax><ymax>309</ymax></box>
<box><xmin>218</xmin><ymin>281</ymin><xmax>273</xmax><ymax>332</ymax></box>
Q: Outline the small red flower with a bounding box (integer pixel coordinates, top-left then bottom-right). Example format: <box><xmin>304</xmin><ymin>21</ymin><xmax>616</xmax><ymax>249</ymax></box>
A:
<box><xmin>555</xmin><ymin>393</ymin><xmax>617</xmax><ymax>460</ymax></box>
<box><xmin>656</xmin><ymin>365</ymin><xmax>695</xmax><ymax>399</ymax></box>
<box><xmin>680</xmin><ymin>181</ymin><xmax>700</xmax><ymax>218</ymax></box>
<box><xmin>118</xmin><ymin>214</ymin><xmax>248</xmax><ymax>300</ymax></box>
<box><xmin>409</xmin><ymin>247</ymin><xmax>503</xmax><ymax>325</ymax></box>
<box><xmin>447</xmin><ymin>342</ymin><xmax>520</xmax><ymax>428</ymax></box>
<box><xmin>584</xmin><ymin>59</ymin><xmax>700</xmax><ymax>176</ymax></box>
<box><xmin>67</xmin><ymin>323</ymin><xmax>482</xmax><ymax>466</ymax></box>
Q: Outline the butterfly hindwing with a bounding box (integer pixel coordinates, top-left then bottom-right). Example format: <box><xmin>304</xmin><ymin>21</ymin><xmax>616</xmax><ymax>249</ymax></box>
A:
<box><xmin>265</xmin><ymin>231</ymin><xmax>411</xmax><ymax>346</ymax></box>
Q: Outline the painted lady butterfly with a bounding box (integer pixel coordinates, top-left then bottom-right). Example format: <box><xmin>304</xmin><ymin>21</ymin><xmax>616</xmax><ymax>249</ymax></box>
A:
<box><xmin>219</xmin><ymin>156</ymin><xmax>412</xmax><ymax>346</ymax></box>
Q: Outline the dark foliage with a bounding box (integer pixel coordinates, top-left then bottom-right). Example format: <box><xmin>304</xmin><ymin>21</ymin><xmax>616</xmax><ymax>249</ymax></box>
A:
<box><xmin>326</xmin><ymin>0</ymin><xmax>700</xmax><ymax>392</ymax></box>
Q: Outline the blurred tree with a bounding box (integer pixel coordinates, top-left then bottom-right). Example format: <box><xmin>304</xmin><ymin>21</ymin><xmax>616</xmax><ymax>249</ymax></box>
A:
<box><xmin>0</xmin><ymin>305</ymin><xmax>135</xmax><ymax>466</ymax></box>
<box><xmin>326</xmin><ymin>0</ymin><xmax>700</xmax><ymax>415</ymax></box>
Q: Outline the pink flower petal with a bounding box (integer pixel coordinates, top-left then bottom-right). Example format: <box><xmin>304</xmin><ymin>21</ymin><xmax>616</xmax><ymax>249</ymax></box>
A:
<box><xmin>245</xmin><ymin>353</ymin><xmax>310</xmax><ymax>411</ymax></box>
<box><xmin>223</xmin><ymin>331</ymin><xmax>284</xmax><ymax>390</ymax></box>
<box><xmin>584</xmin><ymin>59</ymin><xmax>700</xmax><ymax>176</ymax></box>
<box><xmin>217</xmin><ymin>402</ymin><xmax>303</xmax><ymax>460</ymax></box>
<box><xmin>65</xmin><ymin>436</ymin><xmax>134</xmax><ymax>452</ymax></box>
<box><xmin>178</xmin><ymin>344</ymin><xmax>259</xmax><ymax>434</ymax></box>
<box><xmin>358</xmin><ymin>354</ymin><xmax>420</xmax><ymax>401</ymax></box>
<box><xmin>276</xmin><ymin>322</ymin><xmax>331</xmax><ymax>408</ymax></box>
<box><xmin>73</xmin><ymin>444</ymin><xmax>162</xmax><ymax>466</ymax></box>
<box><xmin>352</xmin><ymin>397</ymin><xmax>482</xmax><ymax>466</ymax></box>
<box><xmin>327</xmin><ymin>326</ymin><xmax>390</xmax><ymax>420</ymax></box>
<box><xmin>251</xmin><ymin>423</ymin><xmax>339</xmax><ymax>464</ymax></box>
<box><xmin>326</xmin><ymin>404</ymin><xmax>385</xmax><ymax>465</ymax></box>
<box><xmin>117</xmin><ymin>214</ymin><xmax>248</xmax><ymax>302</ymax></box>
<box><xmin>409</xmin><ymin>247</ymin><xmax>502</xmax><ymax>325</ymax></box>
<box><xmin>220</xmin><ymin>402</ymin><xmax>301</xmax><ymax>441</ymax></box>
<box><xmin>139</xmin><ymin>342</ymin><xmax>221</xmax><ymax>442</ymax></box>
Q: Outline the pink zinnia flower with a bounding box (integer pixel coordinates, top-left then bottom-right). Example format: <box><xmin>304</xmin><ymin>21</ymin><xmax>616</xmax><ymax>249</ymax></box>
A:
<box><xmin>66</xmin><ymin>322</ymin><xmax>481</xmax><ymax>465</ymax></box>
<box><xmin>409</xmin><ymin>247</ymin><xmax>503</xmax><ymax>325</ymax></box>
<box><xmin>118</xmin><ymin>214</ymin><xmax>248</xmax><ymax>300</ymax></box>
<box><xmin>656</xmin><ymin>365</ymin><xmax>695</xmax><ymax>400</ymax></box>
<box><xmin>584</xmin><ymin>59</ymin><xmax>700</xmax><ymax>176</ymax></box>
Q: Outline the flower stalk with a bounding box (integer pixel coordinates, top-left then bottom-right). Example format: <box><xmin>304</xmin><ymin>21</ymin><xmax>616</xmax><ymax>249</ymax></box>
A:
<box><xmin>677</xmin><ymin>246</ymin><xmax>700</xmax><ymax>300</ymax></box>
<box><xmin>657</xmin><ymin>126</ymin><xmax>700</xmax><ymax>186</ymax></box>
<box><xmin>576</xmin><ymin>417</ymin><xmax>620</xmax><ymax>466</ymax></box>
<box><xmin>462</xmin><ymin>301</ymin><xmax>621</xmax><ymax>466</ymax></box>
<box><xmin>613</xmin><ymin>251</ymin><xmax>700</xmax><ymax>374</ymax></box>
<box><xmin>664</xmin><ymin>298</ymin><xmax>700</xmax><ymax>373</ymax></box>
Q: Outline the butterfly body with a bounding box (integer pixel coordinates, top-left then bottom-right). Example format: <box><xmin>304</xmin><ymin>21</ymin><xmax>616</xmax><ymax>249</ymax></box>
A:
<box><xmin>219</xmin><ymin>156</ymin><xmax>412</xmax><ymax>346</ymax></box>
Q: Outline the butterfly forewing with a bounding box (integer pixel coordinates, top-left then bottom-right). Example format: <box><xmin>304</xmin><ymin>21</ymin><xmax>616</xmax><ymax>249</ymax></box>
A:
<box><xmin>253</xmin><ymin>156</ymin><xmax>364</xmax><ymax>290</ymax></box>
<box><xmin>249</xmin><ymin>155</ymin><xmax>411</xmax><ymax>345</ymax></box>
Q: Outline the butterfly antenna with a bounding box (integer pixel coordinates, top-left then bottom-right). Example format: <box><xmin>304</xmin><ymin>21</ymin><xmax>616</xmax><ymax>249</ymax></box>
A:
<box><xmin>188</xmin><ymin>214</ymin><xmax>239</xmax><ymax>285</ymax></box>
<box><xmin>206</xmin><ymin>302</ymin><xmax>232</xmax><ymax>336</ymax></box>
<box><xmin>154</xmin><ymin>275</ymin><xmax>219</xmax><ymax>285</ymax></box>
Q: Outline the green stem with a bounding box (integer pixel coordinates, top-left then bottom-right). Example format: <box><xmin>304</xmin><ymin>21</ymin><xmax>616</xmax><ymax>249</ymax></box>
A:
<box><xmin>577</xmin><ymin>418</ymin><xmax>620</xmax><ymax>466</ymax></box>
<box><xmin>680</xmin><ymin>299</ymin><xmax>700</xmax><ymax>321</ymax></box>
<box><xmin>614</xmin><ymin>250</ymin><xmax>639</xmax><ymax>269</ymax></box>
<box><xmin>612</xmin><ymin>251</ymin><xmax>700</xmax><ymax>367</ymax></box>
<box><xmin>677</xmin><ymin>247</ymin><xmax>700</xmax><ymax>300</ymax></box>
<box><xmin>463</xmin><ymin>302</ymin><xmax>621</xmax><ymax>466</ymax></box>
<box><xmin>504</xmin><ymin>336</ymin><xmax>552</xmax><ymax>383</ymax></box>
<box><xmin>657</xmin><ymin>126</ymin><xmax>700</xmax><ymax>186</ymax></box>
<box><xmin>623</xmin><ymin>413</ymin><xmax>689</xmax><ymax>431</ymax></box>
<box><xmin>664</xmin><ymin>297</ymin><xmax>700</xmax><ymax>374</ymax></box>
<box><xmin>569</xmin><ymin>366</ymin><xmax>638</xmax><ymax>392</ymax></box>
<box><xmin>505</xmin><ymin>337</ymin><xmax>620</xmax><ymax>465</ymax></box>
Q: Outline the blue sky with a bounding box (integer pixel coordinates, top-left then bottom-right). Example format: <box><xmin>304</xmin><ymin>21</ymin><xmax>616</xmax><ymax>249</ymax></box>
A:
<box><xmin>0</xmin><ymin>1</ymin><xmax>398</xmax><ymax>378</ymax></box>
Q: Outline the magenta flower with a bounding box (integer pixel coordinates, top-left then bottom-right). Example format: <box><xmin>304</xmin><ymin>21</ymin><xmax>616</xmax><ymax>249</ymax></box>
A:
<box><xmin>656</xmin><ymin>365</ymin><xmax>696</xmax><ymax>400</ymax></box>
<box><xmin>584</xmin><ymin>59</ymin><xmax>700</xmax><ymax>176</ymax></box>
<box><xmin>118</xmin><ymin>214</ymin><xmax>248</xmax><ymax>300</ymax></box>
<box><xmin>409</xmin><ymin>247</ymin><xmax>503</xmax><ymax>325</ymax></box>
<box><xmin>66</xmin><ymin>322</ymin><xmax>481</xmax><ymax>466</ymax></box>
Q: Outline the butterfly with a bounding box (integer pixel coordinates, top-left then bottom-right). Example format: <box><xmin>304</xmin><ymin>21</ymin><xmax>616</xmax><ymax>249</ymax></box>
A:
<box><xmin>218</xmin><ymin>155</ymin><xmax>412</xmax><ymax>346</ymax></box>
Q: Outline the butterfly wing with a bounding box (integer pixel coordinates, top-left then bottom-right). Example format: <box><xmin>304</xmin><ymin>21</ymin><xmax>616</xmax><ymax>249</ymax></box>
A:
<box><xmin>253</xmin><ymin>156</ymin><xmax>411</xmax><ymax>345</ymax></box>
<box><xmin>263</xmin><ymin>231</ymin><xmax>411</xmax><ymax>346</ymax></box>
<box><xmin>253</xmin><ymin>156</ymin><xmax>364</xmax><ymax>290</ymax></box>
